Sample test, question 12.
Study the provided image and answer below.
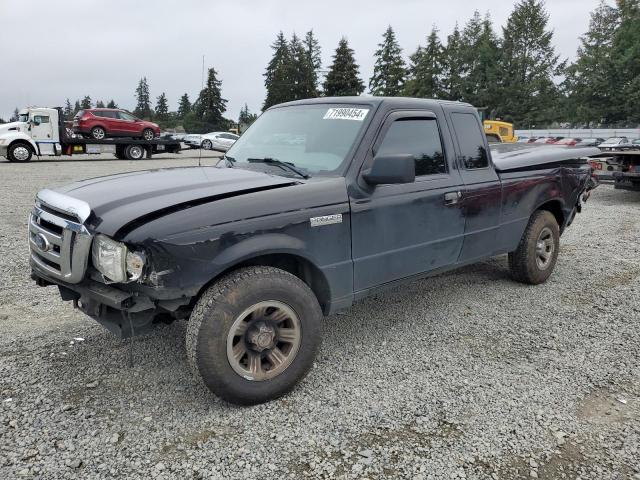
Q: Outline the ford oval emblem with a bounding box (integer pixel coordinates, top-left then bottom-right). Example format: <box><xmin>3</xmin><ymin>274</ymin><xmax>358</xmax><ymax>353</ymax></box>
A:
<box><xmin>34</xmin><ymin>233</ymin><xmax>51</xmax><ymax>252</ymax></box>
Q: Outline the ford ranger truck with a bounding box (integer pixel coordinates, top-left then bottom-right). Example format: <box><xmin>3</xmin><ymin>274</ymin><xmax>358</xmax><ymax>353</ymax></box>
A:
<box><xmin>28</xmin><ymin>97</ymin><xmax>598</xmax><ymax>405</ymax></box>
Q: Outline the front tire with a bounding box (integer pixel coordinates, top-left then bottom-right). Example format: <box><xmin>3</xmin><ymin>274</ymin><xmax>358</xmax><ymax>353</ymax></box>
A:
<box><xmin>186</xmin><ymin>266</ymin><xmax>322</xmax><ymax>405</ymax></box>
<box><xmin>7</xmin><ymin>143</ymin><xmax>33</xmax><ymax>162</ymax></box>
<box><xmin>142</xmin><ymin>128</ymin><xmax>155</xmax><ymax>141</ymax></box>
<box><xmin>509</xmin><ymin>210</ymin><xmax>560</xmax><ymax>284</ymax></box>
<box><xmin>201</xmin><ymin>139</ymin><xmax>212</xmax><ymax>150</ymax></box>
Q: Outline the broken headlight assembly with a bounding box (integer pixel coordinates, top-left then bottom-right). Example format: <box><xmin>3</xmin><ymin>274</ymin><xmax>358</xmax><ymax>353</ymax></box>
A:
<box><xmin>91</xmin><ymin>234</ymin><xmax>146</xmax><ymax>283</ymax></box>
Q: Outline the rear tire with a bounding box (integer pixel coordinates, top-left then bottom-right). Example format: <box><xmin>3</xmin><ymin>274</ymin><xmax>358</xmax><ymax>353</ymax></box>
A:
<box><xmin>7</xmin><ymin>143</ymin><xmax>33</xmax><ymax>162</ymax></box>
<box><xmin>124</xmin><ymin>144</ymin><xmax>145</xmax><ymax>160</ymax></box>
<box><xmin>509</xmin><ymin>210</ymin><xmax>560</xmax><ymax>285</ymax></box>
<box><xmin>90</xmin><ymin>126</ymin><xmax>106</xmax><ymax>140</ymax></box>
<box><xmin>186</xmin><ymin>266</ymin><xmax>322</xmax><ymax>405</ymax></box>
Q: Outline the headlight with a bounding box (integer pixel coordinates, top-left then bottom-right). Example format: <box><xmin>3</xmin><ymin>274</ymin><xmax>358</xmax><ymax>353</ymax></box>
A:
<box><xmin>91</xmin><ymin>235</ymin><xmax>145</xmax><ymax>283</ymax></box>
<box><xmin>0</xmin><ymin>139</ymin><xmax>7</xmax><ymax>145</ymax></box>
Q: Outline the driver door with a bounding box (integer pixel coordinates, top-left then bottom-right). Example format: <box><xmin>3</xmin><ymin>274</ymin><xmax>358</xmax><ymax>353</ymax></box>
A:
<box><xmin>350</xmin><ymin>110</ymin><xmax>465</xmax><ymax>292</ymax></box>
<box><xmin>30</xmin><ymin>113</ymin><xmax>56</xmax><ymax>154</ymax></box>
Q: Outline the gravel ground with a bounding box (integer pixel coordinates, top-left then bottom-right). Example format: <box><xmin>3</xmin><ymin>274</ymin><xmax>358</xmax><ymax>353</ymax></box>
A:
<box><xmin>0</xmin><ymin>155</ymin><xmax>639</xmax><ymax>479</ymax></box>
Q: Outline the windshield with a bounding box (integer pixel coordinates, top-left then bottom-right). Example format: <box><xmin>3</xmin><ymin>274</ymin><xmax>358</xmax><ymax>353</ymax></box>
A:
<box><xmin>225</xmin><ymin>104</ymin><xmax>372</xmax><ymax>174</ymax></box>
<box><xmin>604</xmin><ymin>137</ymin><xmax>623</xmax><ymax>143</ymax></box>
<box><xmin>18</xmin><ymin>113</ymin><xmax>29</xmax><ymax>122</ymax></box>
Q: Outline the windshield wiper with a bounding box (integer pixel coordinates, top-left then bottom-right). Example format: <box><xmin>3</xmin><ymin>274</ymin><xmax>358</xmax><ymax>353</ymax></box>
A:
<box><xmin>247</xmin><ymin>157</ymin><xmax>310</xmax><ymax>179</ymax></box>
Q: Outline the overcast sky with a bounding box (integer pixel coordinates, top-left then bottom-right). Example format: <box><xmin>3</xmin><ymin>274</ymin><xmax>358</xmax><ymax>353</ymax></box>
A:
<box><xmin>0</xmin><ymin>0</ymin><xmax>607</xmax><ymax>122</ymax></box>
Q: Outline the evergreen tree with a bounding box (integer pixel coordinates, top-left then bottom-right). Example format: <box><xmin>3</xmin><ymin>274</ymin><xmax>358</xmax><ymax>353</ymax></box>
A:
<box><xmin>95</xmin><ymin>100</ymin><xmax>105</xmax><ymax>108</ymax></box>
<box><xmin>302</xmin><ymin>30</ymin><xmax>322</xmax><ymax>96</ymax></box>
<box><xmin>460</xmin><ymin>12</ymin><xmax>500</xmax><ymax>111</ymax></box>
<box><xmin>611</xmin><ymin>0</ymin><xmax>640</xmax><ymax>123</ymax></box>
<box><xmin>63</xmin><ymin>99</ymin><xmax>73</xmax><ymax>119</ymax></box>
<box><xmin>369</xmin><ymin>26</ymin><xmax>407</xmax><ymax>96</ymax></box>
<box><xmin>177</xmin><ymin>93</ymin><xmax>191</xmax><ymax>118</ymax></box>
<box><xmin>442</xmin><ymin>24</ymin><xmax>466</xmax><ymax>100</ymax></box>
<box><xmin>324</xmin><ymin>38</ymin><xmax>366</xmax><ymax>96</ymax></box>
<box><xmin>134</xmin><ymin>77</ymin><xmax>152</xmax><ymax>119</ymax></box>
<box><xmin>73</xmin><ymin>100</ymin><xmax>81</xmax><ymax>115</ymax></box>
<box><xmin>106</xmin><ymin>99</ymin><xmax>118</xmax><ymax>108</ymax></box>
<box><xmin>565</xmin><ymin>1</ymin><xmax>619</xmax><ymax>124</ymax></box>
<box><xmin>80</xmin><ymin>96</ymin><xmax>92</xmax><ymax>109</ymax></box>
<box><xmin>289</xmin><ymin>33</ymin><xmax>309</xmax><ymax>100</ymax></box>
<box><xmin>404</xmin><ymin>27</ymin><xmax>445</xmax><ymax>98</ymax></box>
<box><xmin>498</xmin><ymin>0</ymin><xmax>563</xmax><ymax>126</ymax></box>
<box><xmin>238</xmin><ymin>103</ymin><xmax>258</xmax><ymax>125</ymax></box>
<box><xmin>10</xmin><ymin>108</ymin><xmax>19</xmax><ymax>122</ymax></box>
<box><xmin>195</xmin><ymin>67</ymin><xmax>227</xmax><ymax>127</ymax></box>
<box><xmin>263</xmin><ymin>32</ymin><xmax>293</xmax><ymax>109</ymax></box>
<box><xmin>155</xmin><ymin>92</ymin><xmax>169</xmax><ymax>121</ymax></box>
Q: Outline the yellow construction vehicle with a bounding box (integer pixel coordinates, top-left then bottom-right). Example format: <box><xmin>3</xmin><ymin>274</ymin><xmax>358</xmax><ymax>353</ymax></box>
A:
<box><xmin>483</xmin><ymin>120</ymin><xmax>518</xmax><ymax>143</ymax></box>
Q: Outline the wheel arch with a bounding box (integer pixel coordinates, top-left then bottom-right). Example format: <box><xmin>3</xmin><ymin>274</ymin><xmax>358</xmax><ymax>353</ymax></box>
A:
<box><xmin>195</xmin><ymin>237</ymin><xmax>332</xmax><ymax>315</ymax></box>
<box><xmin>8</xmin><ymin>136</ymin><xmax>37</xmax><ymax>153</ymax></box>
<box><xmin>535</xmin><ymin>198</ymin><xmax>565</xmax><ymax>230</ymax></box>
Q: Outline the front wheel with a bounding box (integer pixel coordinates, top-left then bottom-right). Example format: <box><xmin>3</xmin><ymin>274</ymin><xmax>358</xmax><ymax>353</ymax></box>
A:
<box><xmin>201</xmin><ymin>139</ymin><xmax>212</xmax><ymax>150</ymax></box>
<box><xmin>7</xmin><ymin>143</ymin><xmax>33</xmax><ymax>162</ymax></box>
<box><xmin>142</xmin><ymin>128</ymin><xmax>155</xmax><ymax>141</ymax></box>
<box><xmin>509</xmin><ymin>210</ymin><xmax>560</xmax><ymax>284</ymax></box>
<box><xmin>186</xmin><ymin>266</ymin><xmax>322</xmax><ymax>405</ymax></box>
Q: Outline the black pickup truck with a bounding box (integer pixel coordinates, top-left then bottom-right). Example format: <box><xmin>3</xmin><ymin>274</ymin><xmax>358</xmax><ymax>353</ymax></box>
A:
<box><xmin>28</xmin><ymin>97</ymin><xmax>598</xmax><ymax>404</ymax></box>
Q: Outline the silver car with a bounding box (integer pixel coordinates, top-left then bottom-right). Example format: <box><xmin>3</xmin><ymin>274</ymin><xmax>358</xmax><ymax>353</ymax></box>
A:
<box><xmin>200</xmin><ymin>132</ymin><xmax>239</xmax><ymax>152</ymax></box>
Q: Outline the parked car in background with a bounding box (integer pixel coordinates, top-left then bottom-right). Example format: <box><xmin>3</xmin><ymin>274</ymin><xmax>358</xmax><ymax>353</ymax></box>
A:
<box><xmin>599</xmin><ymin>137</ymin><xmax>630</xmax><ymax>150</ymax></box>
<box><xmin>631</xmin><ymin>138</ymin><xmax>640</xmax><ymax>147</ymax></box>
<box><xmin>533</xmin><ymin>137</ymin><xmax>557</xmax><ymax>144</ymax></box>
<box><xmin>526</xmin><ymin>137</ymin><xmax>539</xmax><ymax>143</ymax></box>
<box><xmin>575</xmin><ymin>138</ymin><xmax>604</xmax><ymax>147</ymax></box>
<box><xmin>184</xmin><ymin>131</ymin><xmax>239</xmax><ymax>151</ymax></box>
<box><xmin>554</xmin><ymin>138</ymin><xmax>581</xmax><ymax>146</ymax></box>
<box><xmin>201</xmin><ymin>132</ymin><xmax>239</xmax><ymax>151</ymax></box>
<box><xmin>183</xmin><ymin>134</ymin><xmax>202</xmax><ymax>148</ymax></box>
<box><xmin>73</xmin><ymin>109</ymin><xmax>160</xmax><ymax>141</ymax></box>
<box><xmin>516</xmin><ymin>136</ymin><xmax>530</xmax><ymax>143</ymax></box>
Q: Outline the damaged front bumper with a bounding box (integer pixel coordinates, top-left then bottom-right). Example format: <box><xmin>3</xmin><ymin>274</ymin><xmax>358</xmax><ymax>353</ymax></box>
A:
<box><xmin>31</xmin><ymin>268</ymin><xmax>185</xmax><ymax>338</ymax></box>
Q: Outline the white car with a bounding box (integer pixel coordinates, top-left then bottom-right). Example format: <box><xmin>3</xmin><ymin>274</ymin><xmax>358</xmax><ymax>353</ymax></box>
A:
<box><xmin>199</xmin><ymin>131</ymin><xmax>239</xmax><ymax>151</ymax></box>
<box><xmin>182</xmin><ymin>134</ymin><xmax>202</xmax><ymax>148</ymax></box>
<box><xmin>598</xmin><ymin>137</ymin><xmax>630</xmax><ymax>151</ymax></box>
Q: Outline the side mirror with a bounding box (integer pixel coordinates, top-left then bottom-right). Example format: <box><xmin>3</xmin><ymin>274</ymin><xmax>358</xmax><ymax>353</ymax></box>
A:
<box><xmin>32</xmin><ymin>119</ymin><xmax>41</xmax><ymax>126</ymax></box>
<box><xmin>362</xmin><ymin>154</ymin><xmax>415</xmax><ymax>185</ymax></box>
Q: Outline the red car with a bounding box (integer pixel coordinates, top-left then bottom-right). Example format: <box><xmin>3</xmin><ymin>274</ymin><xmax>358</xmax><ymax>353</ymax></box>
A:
<box><xmin>73</xmin><ymin>108</ymin><xmax>160</xmax><ymax>141</ymax></box>
<box><xmin>554</xmin><ymin>138</ymin><xmax>581</xmax><ymax>146</ymax></box>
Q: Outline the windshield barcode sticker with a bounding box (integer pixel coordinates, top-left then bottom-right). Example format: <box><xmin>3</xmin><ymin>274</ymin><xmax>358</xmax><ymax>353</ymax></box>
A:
<box><xmin>323</xmin><ymin>108</ymin><xmax>369</xmax><ymax>121</ymax></box>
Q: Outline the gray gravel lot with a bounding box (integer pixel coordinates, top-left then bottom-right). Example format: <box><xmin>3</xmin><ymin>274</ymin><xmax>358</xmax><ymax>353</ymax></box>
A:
<box><xmin>0</xmin><ymin>154</ymin><xmax>639</xmax><ymax>479</ymax></box>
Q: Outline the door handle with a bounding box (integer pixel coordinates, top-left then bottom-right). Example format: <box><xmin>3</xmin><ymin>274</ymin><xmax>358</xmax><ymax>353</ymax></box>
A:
<box><xmin>444</xmin><ymin>191</ymin><xmax>462</xmax><ymax>205</ymax></box>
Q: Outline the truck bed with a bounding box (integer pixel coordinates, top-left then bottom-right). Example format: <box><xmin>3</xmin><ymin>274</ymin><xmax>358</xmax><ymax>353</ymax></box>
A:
<box><xmin>490</xmin><ymin>144</ymin><xmax>600</xmax><ymax>172</ymax></box>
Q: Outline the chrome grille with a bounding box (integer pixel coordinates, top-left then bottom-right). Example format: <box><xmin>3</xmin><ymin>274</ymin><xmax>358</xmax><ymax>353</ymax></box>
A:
<box><xmin>29</xmin><ymin>190</ymin><xmax>92</xmax><ymax>284</ymax></box>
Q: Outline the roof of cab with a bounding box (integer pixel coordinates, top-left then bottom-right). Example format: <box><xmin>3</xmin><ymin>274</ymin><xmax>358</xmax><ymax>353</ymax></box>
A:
<box><xmin>272</xmin><ymin>96</ymin><xmax>474</xmax><ymax>111</ymax></box>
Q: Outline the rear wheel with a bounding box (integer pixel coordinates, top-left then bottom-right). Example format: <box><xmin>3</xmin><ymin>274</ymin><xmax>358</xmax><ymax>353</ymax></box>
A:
<box><xmin>124</xmin><ymin>144</ymin><xmax>145</xmax><ymax>160</ymax></box>
<box><xmin>7</xmin><ymin>143</ymin><xmax>33</xmax><ymax>162</ymax></box>
<box><xmin>186</xmin><ymin>266</ymin><xmax>322</xmax><ymax>405</ymax></box>
<box><xmin>142</xmin><ymin>128</ymin><xmax>155</xmax><ymax>141</ymax></box>
<box><xmin>509</xmin><ymin>210</ymin><xmax>560</xmax><ymax>284</ymax></box>
<box><xmin>90</xmin><ymin>126</ymin><xmax>106</xmax><ymax>140</ymax></box>
<box><xmin>201</xmin><ymin>139</ymin><xmax>212</xmax><ymax>150</ymax></box>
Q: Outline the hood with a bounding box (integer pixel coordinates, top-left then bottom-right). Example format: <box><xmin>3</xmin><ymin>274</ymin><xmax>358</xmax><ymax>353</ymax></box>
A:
<box><xmin>55</xmin><ymin>166</ymin><xmax>298</xmax><ymax>237</ymax></box>
<box><xmin>0</xmin><ymin>121</ymin><xmax>27</xmax><ymax>135</ymax></box>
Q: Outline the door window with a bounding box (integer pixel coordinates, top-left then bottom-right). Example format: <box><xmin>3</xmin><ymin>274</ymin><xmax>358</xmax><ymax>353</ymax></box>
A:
<box><xmin>33</xmin><ymin>115</ymin><xmax>50</xmax><ymax>123</ymax></box>
<box><xmin>377</xmin><ymin>119</ymin><xmax>446</xmax><ymax>176</ymax></box>
<box><xmin>451</xmin><ymin>113</ymin><xmax>489</xmax><ymax>169</ymax></box>
<box><xmin>118</xmin><ymin>111</ymin><xmax>136</xmax><ymax>121</ymax></box>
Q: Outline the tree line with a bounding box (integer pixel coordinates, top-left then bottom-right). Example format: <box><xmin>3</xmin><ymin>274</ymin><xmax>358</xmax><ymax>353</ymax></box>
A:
<box><xmin>262</xmin><ymin>0</ymin><xmax>640</xmax><ymax>128</ymax></box>
<box><xmin>2</xmin><ymin>0</ymin><xmax>637</xmax><ymax>129</ymax></box>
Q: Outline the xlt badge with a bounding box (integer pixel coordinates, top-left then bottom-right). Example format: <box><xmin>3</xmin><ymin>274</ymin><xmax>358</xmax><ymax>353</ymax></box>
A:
<box><xmin>310</xmin><ymin>214</ymin><xmax>342</xmax><ymax>227</ymax></box>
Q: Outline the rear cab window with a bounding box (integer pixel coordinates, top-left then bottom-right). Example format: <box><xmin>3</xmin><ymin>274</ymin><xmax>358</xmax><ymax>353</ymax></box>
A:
<box><xmin>450</xmin><ymin>113</ymin><xmax>489</xmax><ymax>169</ymax></box>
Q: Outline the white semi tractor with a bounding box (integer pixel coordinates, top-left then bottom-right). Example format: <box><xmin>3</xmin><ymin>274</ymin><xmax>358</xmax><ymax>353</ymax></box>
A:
<box><xmin>0</xmin><ymin>107</ymin><xmax>181</xmax><ymax>162</ymax></box>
